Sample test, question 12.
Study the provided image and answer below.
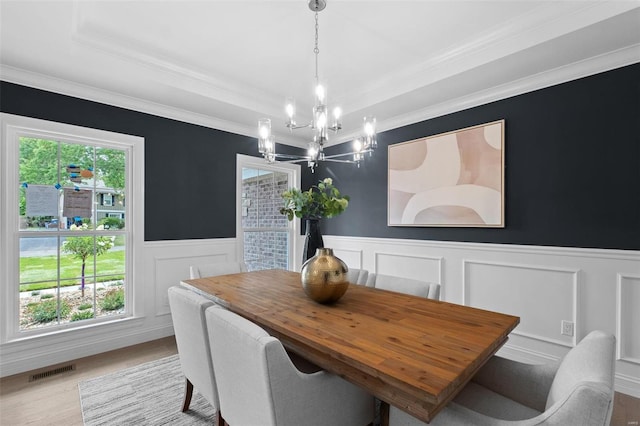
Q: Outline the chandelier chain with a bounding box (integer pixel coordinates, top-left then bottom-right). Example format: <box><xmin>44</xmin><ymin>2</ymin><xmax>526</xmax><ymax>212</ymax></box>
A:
<box><xmin>314</xmin><ymin>12</ymin><xmax>319</xmax><ymax>81</ymax></box>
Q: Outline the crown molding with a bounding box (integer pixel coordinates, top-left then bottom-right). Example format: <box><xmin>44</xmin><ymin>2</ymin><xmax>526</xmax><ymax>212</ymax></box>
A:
<box><xmin>332</xmin><ymin>44</ymin><xmax>640</xmax><ymax>146</ymax></box>
<box><xmin>2</xmin><ymin>45</ymin><xmax>638</xmax><ymax>150</ymax></box>
<box><xmin>70</xmin><ymin>1</ymin><xmax>276</xmax><ymax>117</ymax></box>
<box><xmin>340</xmin><ymin>1</ymin><xmax>640</xmax><ymax>115</ymax></box>
<box><xmin>0</xmin><ymin>64</ymin><xmax>261</xmax><ymax>139</ymax></box>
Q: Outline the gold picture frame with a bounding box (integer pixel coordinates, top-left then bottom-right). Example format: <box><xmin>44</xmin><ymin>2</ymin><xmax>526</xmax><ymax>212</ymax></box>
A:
<box><xmin>388</xmin><ymin>120</ymin><xmax>505</xmax><ymax>227</ymax></box>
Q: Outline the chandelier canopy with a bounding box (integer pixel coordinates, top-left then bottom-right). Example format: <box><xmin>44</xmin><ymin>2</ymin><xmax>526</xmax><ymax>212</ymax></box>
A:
<box><xmin>257</xmin><ymin>0</ymin><xmax>377</xmax><ymax>172</ymax></box>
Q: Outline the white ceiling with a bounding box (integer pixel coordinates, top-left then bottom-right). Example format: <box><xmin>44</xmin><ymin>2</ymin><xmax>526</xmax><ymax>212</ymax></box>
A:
<box><xmin>1</xmin><ymin>1</ymin><xmax>639</xmax><ymax>148</ymax></box>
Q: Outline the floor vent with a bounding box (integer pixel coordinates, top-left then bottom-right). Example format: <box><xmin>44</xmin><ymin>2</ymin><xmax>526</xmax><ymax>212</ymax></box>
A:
<box><xmin>29</xmin><ymin>364</ymin><xmax>75</xmax><ymax>382</ymax></box>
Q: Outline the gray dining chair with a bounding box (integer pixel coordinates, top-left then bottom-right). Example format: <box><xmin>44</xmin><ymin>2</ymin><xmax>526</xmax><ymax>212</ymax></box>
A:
<box><xmin>367</xmin><ymin>273</ymin><xmax>440</xmax><ymax>300</ymax></box>
<box><xmin>167</xmin><ymin>286</ymin><xmax>223</xmax><ymax>424</ymax></box>
<box><xmin>205</xmin><ymin>306</ymin><xmax>375</xmax><ymax>426</ymax></box>
<box><xmin>189</xmin><ymin>261</ymin><xmax>248</xmax><ymax>279</ymax></box>
<box><xmin>389</xmin><ymin>330</ymin><xmax>616</xmax><ymax>426</ymax></box>
<box><xmin>346</xmin><ymin>268</ymin><xmax>369</xmax><ymax>286</ymax></box>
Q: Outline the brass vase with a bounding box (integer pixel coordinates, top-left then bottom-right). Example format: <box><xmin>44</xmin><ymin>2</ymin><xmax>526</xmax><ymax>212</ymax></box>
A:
<box><xmin>300</xmin><ymin>248</ymin><xmax>349</xmax><ymax>304</ymax></box>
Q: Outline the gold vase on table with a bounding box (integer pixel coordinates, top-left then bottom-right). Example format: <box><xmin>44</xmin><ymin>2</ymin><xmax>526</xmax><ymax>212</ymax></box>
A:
<box><xmin>300</xmin><ymin>248</ymin><xmax>349</xmax><ymax>304</ymax></box>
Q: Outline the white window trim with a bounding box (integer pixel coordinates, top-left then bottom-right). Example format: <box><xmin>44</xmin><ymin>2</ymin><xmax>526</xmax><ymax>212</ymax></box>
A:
<box><xmin>0</xmin><ymin>113</ymin><xmax>144</xmax><ymax>343</ymax></box>
<box><xmin>236</xmin><ymin>154</ymin><xmax>301</xmax><ymax>272</ymax></box>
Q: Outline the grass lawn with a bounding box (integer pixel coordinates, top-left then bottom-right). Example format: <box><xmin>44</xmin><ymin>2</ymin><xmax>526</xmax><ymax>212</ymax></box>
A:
<box><xmin>20</xmin><ymin>250</ymin><xmax>125</xmax><ymax>292</ymax></box>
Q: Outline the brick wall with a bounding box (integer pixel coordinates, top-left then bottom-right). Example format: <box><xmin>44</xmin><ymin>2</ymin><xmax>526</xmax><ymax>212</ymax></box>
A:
<box><xmin>242</xmin><ymin>171</ymin><xmax>290</xmax><ymax>271</ymax></box>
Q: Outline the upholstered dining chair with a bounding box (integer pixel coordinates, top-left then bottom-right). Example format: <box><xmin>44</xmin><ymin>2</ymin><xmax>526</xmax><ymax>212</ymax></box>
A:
<box><xmin>189</xmin><ymin>261</ymin><xmax>248</xmax><ymax>279</ymax></box>
<box><xmin>367</xmin><ymin>273</ymin><xmax>440</xmax><ymax>300</ymax></box>
<box><xmin>205</xmin><ymin>307</ymin><xmax>375</xmax><ymax>426</ymax></box>
<box><xmin>346</xmin><ymin>268</ymin><xmax>369</xmax><ymax>286</ymax></box>
<box><xmin>167</xmin><ymin>286</ymin><xmax>223</xmax><ymax>425</ymax></box>
<box><xmin>390</xmin><ymin>330</ymin><xmax>616</xmax><ymax>426</ymax></box>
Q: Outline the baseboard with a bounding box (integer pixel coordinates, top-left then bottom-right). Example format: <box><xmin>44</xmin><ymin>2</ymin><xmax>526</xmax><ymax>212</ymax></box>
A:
<box><xmin>615</xmin><ymin>372</ymin><xmax>640</xmax><ymax>399</ymax></box>
<box><xmin>0</xmin><ymin>322</ymin><xmax>174</xmax><ymax>378</ymax></box>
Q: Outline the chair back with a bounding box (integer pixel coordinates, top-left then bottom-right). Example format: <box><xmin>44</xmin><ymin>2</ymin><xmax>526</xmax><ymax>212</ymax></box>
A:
<box><xmin>189</xmin><ymin>261</ymin><xmax>248</xmax><ymax>279</ymax></box>
<box><xmin>206</xmin><ymin>307</ymin><xmax>376</xmax><ymax>426</ymax></box>
<box><xmin>346</xmin><ymin>268</ymin><xmax>369</xmax><ymax>285</ymax></box>
<box><xmin>545</xmin><ymin>330</ymin><xmax>616</xmax><ymax>423</ymax></box>
<box><xmin>369</xmin><ymin>273</ymin><xmax>440</xmax><ymax>300</ymax></box>
<box><xmin>205</xmin><ymin>307</ymin><xmax>280</xmax><ymax>425</ymax></box>
<box><xmin>167</xmin><ymin>286</ymin><xmax>220</xmax><ymax>409</ymax></box>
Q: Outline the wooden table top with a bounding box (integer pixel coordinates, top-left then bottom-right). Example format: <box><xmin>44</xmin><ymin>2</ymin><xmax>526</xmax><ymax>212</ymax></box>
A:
<box><xmin>182</xmin><ymin>269</ymin><xmax>519</xmax><ymax>423</ymax></box>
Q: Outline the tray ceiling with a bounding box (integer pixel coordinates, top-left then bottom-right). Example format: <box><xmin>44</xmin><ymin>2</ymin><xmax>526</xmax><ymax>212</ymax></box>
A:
<box><xmin>1</xmin><ymin>1</ymin><xmax>639</xmax><ymax>147</ymax></box>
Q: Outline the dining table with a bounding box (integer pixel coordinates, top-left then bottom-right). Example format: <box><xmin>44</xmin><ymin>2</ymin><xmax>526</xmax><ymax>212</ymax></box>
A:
<box><xmin>181</xmin><ymin>269</ymin><xmax>519</xmax><ymax>425</ymax></box>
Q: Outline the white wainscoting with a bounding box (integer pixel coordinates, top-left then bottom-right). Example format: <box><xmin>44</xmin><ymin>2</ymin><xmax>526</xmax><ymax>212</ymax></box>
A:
<box><xmin>463</xmin><ymin>260</ymin><xmax>579</xmax><ymax>348</ymax></box>
<box><xmin>0</xmin><ymin>238</ymin><xmax>239</xmax><ymax>377</ymax></box>
<box><xmin>326</xmin><ymin>235</ymin><xmax>640</xmax><ymax>398</ymax></box>
<box><xmin>617</xmin><ymin>273</ymin><xmax>640</xmax><ymax>365</ymax></box>
<box><xmin>3</xmin><ymin>235</ymin><xmax>639</xmax><ymax>398</ymax></box>
<box><xmin>150</xmin><ymin>240</ymin><xmax>239</xmax><ymax>317</ymax></box>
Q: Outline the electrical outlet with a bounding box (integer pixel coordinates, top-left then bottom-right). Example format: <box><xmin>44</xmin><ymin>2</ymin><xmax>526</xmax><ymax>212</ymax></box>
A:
<box><xmin>561</xmin><ymin>320</ymin><xmax>574</xmax><ymax>337</ymax></box>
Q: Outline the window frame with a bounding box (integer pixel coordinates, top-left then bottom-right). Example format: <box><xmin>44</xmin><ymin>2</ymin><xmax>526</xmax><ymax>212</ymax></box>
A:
<box><xmin>0</xmin><ymin>113</ymin><xmax>145</xmax><ymax>343</ymax></box>
<box><xmin>236</xmin><ymin>154</ymin><xmax>300</xmax><ymax>272</ymax></box>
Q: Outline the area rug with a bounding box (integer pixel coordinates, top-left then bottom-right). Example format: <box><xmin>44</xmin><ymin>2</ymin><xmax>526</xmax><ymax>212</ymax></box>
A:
<box><xmin>78</xmin><ymin>355</ymin><xmax>217</xmax><ymax>425</ymax></box>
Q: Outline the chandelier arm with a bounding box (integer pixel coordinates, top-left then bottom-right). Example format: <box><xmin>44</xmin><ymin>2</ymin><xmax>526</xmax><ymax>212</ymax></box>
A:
<box><xmin>323</xmin><ymin>150</ymin><xmax>373</xmax><ymax>160</ymax></box>
<box><xmin>271</xmin><ymin>153</ymin><xmax>310</xmax><ymax>161</ymax></box>
<box><xmin>286</xmin><ymin>123</ymin><xmax>314</xmax><ymax>131</ymax></box>
<box><xmin>281</xmin><ymin>158</ymin><xmax>315</xmax><ymax>164</ymax></box>
<box><xmin>319</xmin><ymin>158</ymin><xmax>358</xmax><ymax>164</ymax></box>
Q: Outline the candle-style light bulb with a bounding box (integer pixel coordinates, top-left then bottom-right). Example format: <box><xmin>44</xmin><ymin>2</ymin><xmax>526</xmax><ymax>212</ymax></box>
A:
<box><xmin>330</xmin><ymin>106</ymin><xmax>342</xmax><ymax>131</ymax></box>
<box><xmin>353</xmin><ymin>138</ymin><xmax>362</xmax><ymax>152</ymax></box>
<box><xmin>315</xmin><ymin>84</ymin><xmax>326</xmax><ymax>104</ymax></box>
<box><xmin>317</xmin><ymin>111</ymin><xmax>327</xmax><ymax>128</ymax></box>
<box><xmin>258</xmin><ymin>118</ymin><xmax>271</xmax><ymax>140</ymax></box>
<box><xmin>285</xmin><ymin>98</ymin><xmax>296</xmax><ymax>127</ymax></box>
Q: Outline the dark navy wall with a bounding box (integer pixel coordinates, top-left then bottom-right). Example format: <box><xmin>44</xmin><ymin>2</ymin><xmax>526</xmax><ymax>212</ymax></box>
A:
<box><xmin>3</xmin><ymin>63</ymin><xmax>639</xmax><ymax>248</ymax></box>
<box><xmin>310</xmin><ymin>63</ymin><xmax>640</xmax><ymax>250</ymax></box>
<box><xmin>0</xmin><ymin>81</ymin><xmax>303</xmax><ymax>241</ymax></box>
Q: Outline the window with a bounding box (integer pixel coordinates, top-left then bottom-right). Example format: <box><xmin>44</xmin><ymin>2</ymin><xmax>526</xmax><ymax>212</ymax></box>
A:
<box><xmin>236</xmin><ymin>155</ymin><xmax>299</xmax><ymax>272</ymax></box>
<box><xmin>1</xmin><ymin>113</ymin><xmax>144</xmax><ymax>342</ymax></box>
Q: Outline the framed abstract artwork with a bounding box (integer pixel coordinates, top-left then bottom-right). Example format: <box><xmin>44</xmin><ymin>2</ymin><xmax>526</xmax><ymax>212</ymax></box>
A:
<box><xmin>388</xmin><ymin>120</ymin><xmax>505</xmax><ymax>227</ymax></box>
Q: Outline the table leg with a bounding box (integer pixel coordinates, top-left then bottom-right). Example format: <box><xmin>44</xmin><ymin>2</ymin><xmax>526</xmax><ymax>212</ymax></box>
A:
<box><xmin>380</xmin><ymin>401</ymin><xmax>390</xmax><ymax>426</ymax></box>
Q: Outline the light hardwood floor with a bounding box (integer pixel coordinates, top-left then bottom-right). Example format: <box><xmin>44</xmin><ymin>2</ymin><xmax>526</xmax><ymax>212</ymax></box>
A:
<box><xmin>0</xmin><ymin>336</ymin><xmax>638</xmax><ymax>425</ymax></box>
<box><xmin>0</xmin><ymin>336</ymin><xmax>178</xmax><ymax>425</ymax></box>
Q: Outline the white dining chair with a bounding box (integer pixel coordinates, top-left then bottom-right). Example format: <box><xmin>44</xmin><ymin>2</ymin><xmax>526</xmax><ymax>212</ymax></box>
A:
<box><xmin>346</xmin><ymin>268</ymin><xmax>369</xmax><ymax>286</ymax></box>
<box><xmin>189</xmin><ymin>261</ymin><xmax>248</xmax><ymax>279</ymax></box>
<box><xmin>205</xmin><ymin>306</ymin><xmax>375</xmax><ymax>426</ymax></box>
<box><xmin>167</xmin><ymin>286</ymin><xmax>223</xmax><ymax>424</ymax></box>
<box><xmin>390</xmin><ymin>330</ymin><xmax>616</xmax><ymax>426</ymax></box>
<box><xmin>367</xmin><ymin>273</ymin><xmax>440</xmax><ymax>300</ymax></box>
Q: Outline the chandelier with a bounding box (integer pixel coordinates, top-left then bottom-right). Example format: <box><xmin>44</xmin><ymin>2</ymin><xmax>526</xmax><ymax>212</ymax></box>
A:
<box><xmin>257</xmin><ymin>0</ymin><xmax>377</xmax><ymax>172</ymax></box>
